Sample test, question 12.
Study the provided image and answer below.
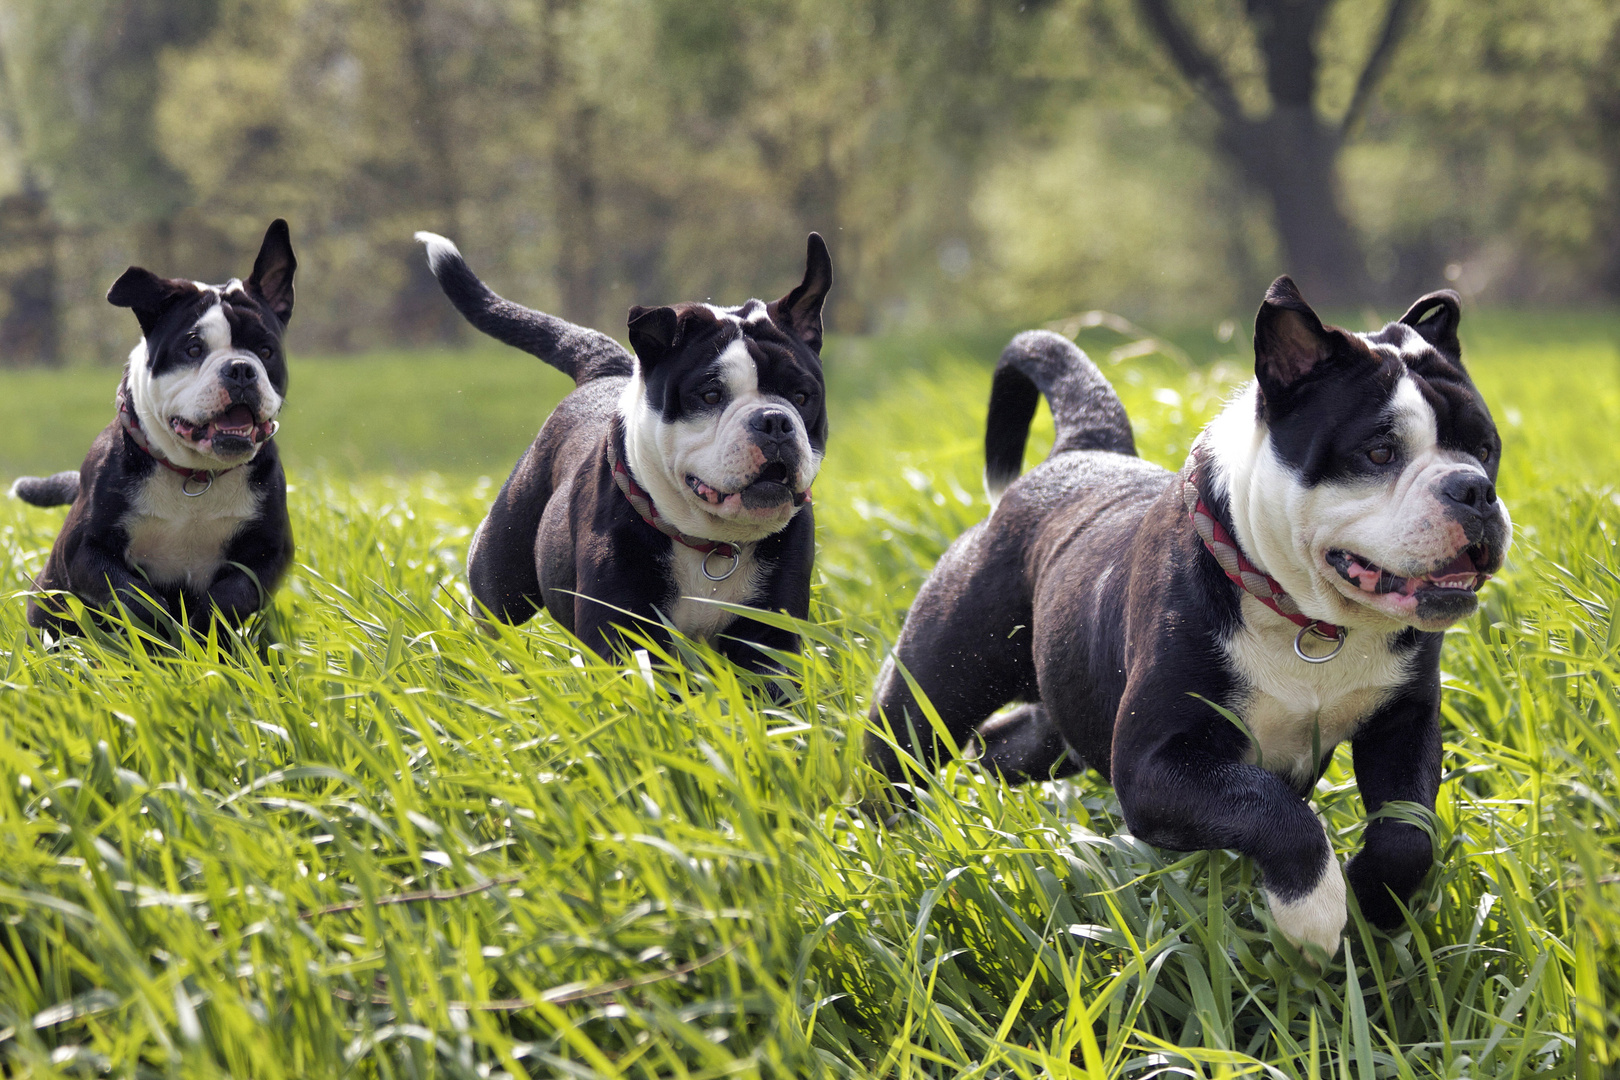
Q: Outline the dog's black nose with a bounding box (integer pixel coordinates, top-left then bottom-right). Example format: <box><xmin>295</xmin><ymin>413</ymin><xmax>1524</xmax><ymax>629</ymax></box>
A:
<box><xmin>222</xmin><ymin>360</ymin><xmax>257</xmax><ymax>388</ymax></box>
<box><xmin>1441</xmin><ymin>471</ymin><xmax>1496</xmax><ymax>513</ymax></box>
<box><xmin>749</xmin><ymin>408</ymin><xmax>796</xmax><ymax>442</ymax></box>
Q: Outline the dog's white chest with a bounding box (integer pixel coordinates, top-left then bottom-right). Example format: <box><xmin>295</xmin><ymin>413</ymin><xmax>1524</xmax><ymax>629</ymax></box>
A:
<box><xmin>122</xmin><ymin>469</ymin><xmax>261</xmax><ymax>588</ymax></box>
<box><xmin>1224</xmin><ymin>597</ymin><xmax>1411</xmax><ymax>783</ymax></box>
<box><xmin>666</xmin><ymin>544</ymin><xmax>766</xmax><ymax>641</ymax></box>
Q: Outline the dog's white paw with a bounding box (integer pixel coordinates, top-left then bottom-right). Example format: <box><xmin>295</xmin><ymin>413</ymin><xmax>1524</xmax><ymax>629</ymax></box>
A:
<box><xmin>1265</xmin><ymin>840</ymin><xmax>1346</xmax><ymax>960</ymax></box>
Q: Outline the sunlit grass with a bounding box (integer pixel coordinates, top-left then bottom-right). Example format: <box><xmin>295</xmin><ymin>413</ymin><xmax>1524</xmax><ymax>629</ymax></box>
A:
<box><xmin>0</xmin><ymin>317</ymin><xmax>1616</xmax><ymax>1077</ymax></box>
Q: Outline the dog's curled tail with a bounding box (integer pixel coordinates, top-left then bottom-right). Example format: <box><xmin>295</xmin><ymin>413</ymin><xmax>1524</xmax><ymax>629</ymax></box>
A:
<box><xmin>984</xmin><ymin>330</ymin><xmax>1136</xmax><ymax>506</ymax></box>
<box><xmin>415</xmin><ymin>232</ymin><xmax>634</xmax><ymax>384</ymax></box>
<box><xmin>11</xmin><ymin>471</ymin><xmax>80</xmax><ymax>507</ymax></box>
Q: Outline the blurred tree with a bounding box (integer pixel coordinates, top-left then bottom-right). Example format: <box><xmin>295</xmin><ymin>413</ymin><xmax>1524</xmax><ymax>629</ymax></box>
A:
<box><xmin>652</xmin><ymin>0</ymin><xmax>1058</xmax><ymax>330</ymax></box>
<box><xmin>0</xmin><ymin>185</ymin><xmax>58</xmax><ymax>366</ymax></box>
<box><xmin>1599</xmin><ymin>22</ymin><xmax>1620</xmax><ymax>300</ymax></box>
<box><xmin>1</xmin><ymin>0</ymin><xmax>1612</xmax><ymax>361</ymax></box>
<box><xmin>0</xmin><ymin>0</ymin><xmax>220</xmax><ymax>364</ymax></box>
<box><xmin>0</xmin><ymin>38</ymin><xmax>57</xmax><ymax>365</ymax></box>
<box><xmin>1</xmin><ymin>0</ymin><xmax>219</xmax><ymax>248</ymax></box>
<box><xmin>1129</xmin><ymin>0</ymin><xmax>1417</xmax><ymax>305</ymax></box>
<box><xmin>1359</xmin><ymin>0</ymin><xmax>1620</xmax><ymax>302</ymax></box>
<box><xmin>387</xmin><ymin>0</ymin><xmax>468</xmax><ymax>342</ymax></box>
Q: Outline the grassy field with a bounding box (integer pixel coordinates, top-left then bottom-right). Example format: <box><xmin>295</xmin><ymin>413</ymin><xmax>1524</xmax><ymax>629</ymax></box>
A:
<box><xmin>0</xmin><ymin>312</ymin><xmax>1616</xmax><ymax>1077</ymax></box>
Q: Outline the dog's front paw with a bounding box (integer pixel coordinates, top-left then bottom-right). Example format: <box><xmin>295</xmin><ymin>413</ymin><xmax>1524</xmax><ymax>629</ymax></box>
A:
<box><xmin>1265</xmin><ymin>845</ymin><xmax>1347</xmax><ymax>960</ymax></box>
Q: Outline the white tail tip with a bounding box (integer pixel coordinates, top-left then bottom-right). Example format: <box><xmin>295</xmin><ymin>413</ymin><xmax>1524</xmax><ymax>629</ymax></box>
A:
<box><xmin>414</xmin><ymin>231</ymin><xmax>461</xmax><ymax>275</ymax></box>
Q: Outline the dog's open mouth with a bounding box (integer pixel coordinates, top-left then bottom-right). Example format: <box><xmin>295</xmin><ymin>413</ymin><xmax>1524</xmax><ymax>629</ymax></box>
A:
<box><xmin>170</xmin><ymin>404</ymin><xmax>276</xmax><ymax>450</ymax></box>
<box><xmin>1326</xmin><ymin>542</ymin><xmax>1493</xmax><ymax>599</ymax></box>
<box><xmin>685</xmin><ymin>461</ymin><xmax>811</xmax><ymax>511</ymax></box>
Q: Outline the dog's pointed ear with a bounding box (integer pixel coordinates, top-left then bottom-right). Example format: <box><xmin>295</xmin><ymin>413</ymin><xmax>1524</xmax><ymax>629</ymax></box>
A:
<box><xmin>246</xmin><ymin>218</ymin><xmax>297</xmax><ymax>325</ymax></box>
<box><xmin>770</xmin><ymin>232</ymin><xmax>833</xmax><ymax>353</ymax></box>
<box><xmin>107</xmin><ymin>268</ymin><xmax>199</xmax><ymax>336</ymax></box>
<box><xmin>1399</xmin><ymin>289</ymin><xmax>1460</xmax><ymax>358</ymax></box>
<box><xmin>627</xmin><ymin>305</ymin><xmax>682</xmax><ymax>371</ymax></box>
<box><xmin>1253</xmin><ymin>275</ymin><xmax>1349</xmax><ymax>402</ymax></box>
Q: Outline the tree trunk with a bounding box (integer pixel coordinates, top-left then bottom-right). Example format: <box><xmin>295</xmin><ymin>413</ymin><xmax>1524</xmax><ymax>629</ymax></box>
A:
<box><xmin>535</xmin><ymin>0</ymin><xmax>604</xmax><ymax>329</ymax></box>
<box><xmin>1595</xmin><ymin>22</ymin><xmax>1620</xmax><ymax>299</ymax></box>
<box><xmin>390</xmin><ymin>0</ymin><xmax>466</xmax><ymax>344</ymax></box>
<box><xmin>1133</xmin><ymin>0</ymin><xmax>1410</xmax><ymax>307</ymax></box>
<box><xmin>1220</xmin><ymin>108</ymin><xmax>1366</xmax><ymax>306</ymax></box>
<box><xmin>0</xmin><ymin>186</ymin><xmax>60</xmax><ymax>367</ymax></box>
<box><xmin>555</xmin><ymin>101</ymin><xmax>603</xmax><ymax>329</ymax></box>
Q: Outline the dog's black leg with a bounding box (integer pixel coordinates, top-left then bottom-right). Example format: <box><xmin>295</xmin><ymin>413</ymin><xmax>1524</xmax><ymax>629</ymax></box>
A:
<box><xmin>572</xmin><ymin>562</ymin><xmax>678</xmax><ymax>664</ymax></box>
<box><xmin>974</xmin><ymin>704</ymin><xmax>1081</xmax><ymax>781</ymax></box>
<box><xmin>1112</xmin><ymin>682</ymin><xmax>1347</xmax><ymax>956</ymax></box>
<box><xmin>55</xmin><ymin>539</ymin><xmax>178</xmax><ymax>626</ymax></box>
<box><xmin>468</xmin><ymin>442</ymin><xmax>553</xmax><ymax>626</ymax></box>
<box><xmin>712</xmin><ymin>508</ymin><xmax>814</xmax><ymax>678</ymax></box>
<box><xmin>1346</xmin><ymin>663</ymin><xmax>1443</xmax><ymax>930</ymax></box>
<box><xmin>868</xmin><ymin>522</ymin><xmax>1038</xmax><ymax>787</ymax></box>
<box><xmin>197</xmin><ymin>473</ymin><xmax>294</xmax><ymax>627</ymax></box>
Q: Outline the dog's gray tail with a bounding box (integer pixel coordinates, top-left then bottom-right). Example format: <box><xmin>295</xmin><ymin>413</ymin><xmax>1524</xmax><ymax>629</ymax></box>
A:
<box><xmin>11</xmin><ymin>471</ymin><xmax>80</xmax><ymax>507</ymax></box>
<box><xmin>984</xmin><ymin>330</ymin><xmax>1136</xmax><ymax>505</ymax></box>
<box><xmin>415</xmin><ymin>232</ymin><xmax>634</xmax><ymax>385</ymax></box>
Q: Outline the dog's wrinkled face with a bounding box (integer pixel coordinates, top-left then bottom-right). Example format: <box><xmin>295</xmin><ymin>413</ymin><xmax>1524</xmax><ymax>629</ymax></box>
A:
<box><xmin>619</xmin><ymin>234</ymin><xmax>832</xmax><ymax>545</ymax></box>
<box><xmin>1209</xmin><ymin>277</ymin><xmax>1510</xmax><ymax>633</ymax></box>
<box><xmin>110</xmin><ymin>220</ymin><xmax>296</xmax><ymax>472</ymax></box>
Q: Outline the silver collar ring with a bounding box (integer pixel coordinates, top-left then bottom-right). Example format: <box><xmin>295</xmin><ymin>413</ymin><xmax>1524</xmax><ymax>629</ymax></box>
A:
<box><xmin>702</xmin><ymin>548</ymin><xmax>740</xmax><ymax>581</ymax></box>
<box><xmin>181</xmin><ymin>473</ymin><xmax>214</xmax><ymax>497</ymax></box>
<box><xmin>1294</xmin><ymin>623</ymin><xmax>1347</xmax><ymax>664</ymax></box>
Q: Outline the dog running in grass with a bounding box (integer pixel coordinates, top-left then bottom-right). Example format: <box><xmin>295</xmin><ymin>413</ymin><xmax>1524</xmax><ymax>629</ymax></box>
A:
<box><xmin>11</xmin><ymin>220</ymin><xmax>297</xmax><ymax>633</ymax></box>
<box><xmin>869</xmin><ymin>278</ymin><xmax>1510</xmax><ymax>958</ymax></box>
<box><xmin>416</xmin><ymin>230</ymin><xmax>832</xmax><ymax>672</ymax></box>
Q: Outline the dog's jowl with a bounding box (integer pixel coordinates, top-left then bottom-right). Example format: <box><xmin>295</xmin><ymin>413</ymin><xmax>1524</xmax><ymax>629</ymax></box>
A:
<box><xmin>870</xmin><ymin>278</ymin><xmax>1509</xmax><ymax>957</ymax></box>
<box><xmin>416</xmin><ymin>229</ymin><xmax>831</xmax><ymax>669</ymax></box>
<box><xmin>12</xmin><ymin>220</ymin><xmax>297</xmax><ymax>632</ymax></box>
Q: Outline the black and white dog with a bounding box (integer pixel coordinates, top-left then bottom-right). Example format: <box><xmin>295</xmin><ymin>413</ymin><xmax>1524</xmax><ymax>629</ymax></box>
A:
<box><xmin>415</xmin><ymin>231</ymin><xmax>831</xmax><ymax>668</ymax></box>
<box><xmin>869</xmin><ymin>278</ymin><xmax>1509</xmax><ymax>957</ymax></box>
<box><xmin>11</xmin><ymin>220</ymin><xmax>296</xmax><ymax>632</ymax></box>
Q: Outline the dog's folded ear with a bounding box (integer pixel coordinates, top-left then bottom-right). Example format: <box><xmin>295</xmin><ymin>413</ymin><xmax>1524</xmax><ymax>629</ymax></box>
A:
<box><xmin>246</xmin><ymin>218</ymin><xmax>297</xmax><ymax>325</ymax></box>
<box><xmin>627</xmin><ymin>305</ymin><xmax>682</xmax><ymax>370</ymax></box>
<box><xmin>770</xmin><ymin>232</ymin><xmax>833</xmax><ymax>353</ymax></box>
<box><xmin>1253</xmin><ymin>275</ymin><xmax>1353</xmax><ymax>403</ymax></box>
<box><xmin>1398</xmin><ymin>289</ymin><xmax>1461</xmax><ymax>358</ymax></box>
<box><xmin>107</xmin><ymin>269</ymin><xmax>201</xmax><ymax>336</ymax></box>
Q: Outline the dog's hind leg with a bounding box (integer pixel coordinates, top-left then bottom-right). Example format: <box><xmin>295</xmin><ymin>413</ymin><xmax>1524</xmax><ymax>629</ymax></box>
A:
<box><xmin>974</xmin><ymin>704</ymin><xmax>1081</xmax><ymax>782</ymax></box>
<box><xmin>467</xmin><ymin>443</ymin><xmax>552</xmax><ymax>627</ymax></box>
<box><xmin>868</xmin><ymin>523</ymin><xmax>1037</xmax><ymax>789</ymax></box>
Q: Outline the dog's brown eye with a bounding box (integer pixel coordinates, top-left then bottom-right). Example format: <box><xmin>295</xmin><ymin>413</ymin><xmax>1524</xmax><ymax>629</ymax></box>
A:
<box><xmin>702</xmin><ymin>389</ymin><xmax>721</xmax><ymax>405</ymax></box>
<box><xmin>258</xmin><ymin>346</ymin><xmax>273</xmax><ymax>360</ymax></box>
<box><xmin>1477</xmin><ymin>444</ymin><xmax>1492</xmax><ymax>463</ymax></box>
<box><xmin>1368</xmin><ymin>446</ymin><xmax>1393</xmax><ymax>465</ymax></box>
<box><xmin>792</xmin><ymin>391</ymin><xmax>809</xmax><ymax>407</ymax></box>
<box><xmin>186</xmin><ymin>342</ymin><xmax>203</xmax><ymax>358</ymax></box>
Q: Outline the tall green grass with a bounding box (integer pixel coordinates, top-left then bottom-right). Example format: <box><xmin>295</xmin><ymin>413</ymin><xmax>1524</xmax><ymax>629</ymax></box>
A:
<box><xmin>0</xmin><ymin>315</ymin><xmax>1616</xmax><ymax>1076</ymax></box>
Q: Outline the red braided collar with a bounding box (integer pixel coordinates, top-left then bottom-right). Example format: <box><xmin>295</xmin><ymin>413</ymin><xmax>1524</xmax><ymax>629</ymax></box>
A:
<box><xmin>1181</xmin><ymin>446</ymin><xmax>1343</xmax><ymax>642</ymax></box>
<box><xmin>117</xmin><ymin>393</ymin><xmax>239</xmax><ymax>486</ymax></box>
<box><xmin>605</xmin><ymin>434</ymin><xmax>738</xmax><ymax>558</ymax></box>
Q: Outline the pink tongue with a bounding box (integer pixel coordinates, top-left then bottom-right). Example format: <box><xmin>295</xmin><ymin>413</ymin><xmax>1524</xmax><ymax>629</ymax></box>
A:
<box><xmin>221</xmin><ymin>404</ymin><xmax>255</xmax><ymax>428</ymax></box>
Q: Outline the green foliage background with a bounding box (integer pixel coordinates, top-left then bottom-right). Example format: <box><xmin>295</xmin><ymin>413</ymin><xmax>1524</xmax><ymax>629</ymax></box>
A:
<box><xmin>1</xmin><ymin>0</ymin><xmax>1617</xmax><ymax>365</ymax></box>
<box><xmin>0</xmin><ymin>315</ymin><xmax>1616</xmax><ymax>1076</ymax></box>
